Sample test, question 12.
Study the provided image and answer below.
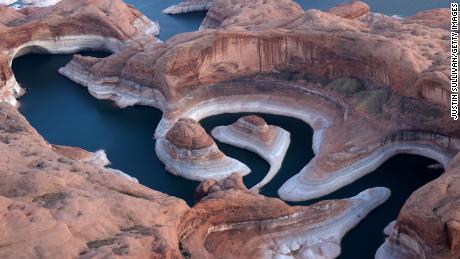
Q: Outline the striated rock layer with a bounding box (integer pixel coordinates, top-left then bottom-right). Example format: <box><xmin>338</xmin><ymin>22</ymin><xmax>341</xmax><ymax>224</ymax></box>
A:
<box><xmin>212</xmin><ymin>115</ymin><xmax>290</xmax><ymax>191</ymax></box>
<box><xmin>58</xmin><ymin>1</ymin><xmax>460</xmax><ymax>257</ymax></box>
<box><xmin>163</xmin><ymin>0</ymin><xmax>213</xmax><ymax>15</ymax></box>
<box><xmin>0</xmin><ymin>102</ymin><xmax>390</xmax><ymax>259</ymax></box>
<box><xmin>157</xmin><ymin>118</ymin><xmax>250</xmax><ymax>181</ymax></box>
<box><xmin>1</xmin><ymin>0</ymin><xmax>459</xmax><ymax>258</ymax></box>
<box><xmin>0</xmin><ymin>0</ymin><xmax>160</xmax><ymax>106</ymax></box>
<box><xmin>180</xmin><ymin>173</ymin><xmax>390</xmax><ymax>258</ymax></box>
<box><xmin>61</xmin><ymin>0</ymin><xmax>460</xmax><ymax>201</ymax></box>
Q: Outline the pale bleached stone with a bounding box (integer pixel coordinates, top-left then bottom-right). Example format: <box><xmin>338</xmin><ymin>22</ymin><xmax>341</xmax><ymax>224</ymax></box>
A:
<box><xmin>206</xmin><ymin>187</ymin><xmax>391</xmax><ymax>259</ymax></box>
<box><xmin>264</xmin><ymin>187</ymin><xmax>389</xmax><ymax>259</ymax></box>
<box><xmin>21</xmin><ymin>0</ymin><xmax>62</xmax><ymax>7</ymax></box>
<box><xmin>155</xmin><ymin>137</ymin><xmax>250</xmax><ymax>181</ymax></box>
<box><xmin>212</xmin><ymin>116</ymin><xmax>290</xmax><ymax>191</ymax></box>
<box><xmin>83</xmin><ymin>150</ymin><xmax>139</xmax><ymax>183</ymax></box>
<box><xmin>278</xmin><ymin>142</ymin><xmax>453</xmax><ymax>201</ymax></box>
<box><xmin>163</xmin><ymin>1</ymin><xmax>213</xmax><ymax>14</ymax></box>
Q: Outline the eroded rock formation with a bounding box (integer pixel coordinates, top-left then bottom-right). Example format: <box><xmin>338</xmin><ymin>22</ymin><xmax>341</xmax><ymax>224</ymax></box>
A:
<box><xmin>180</xmin><ymin>173</ymin><xmax>390</xmax><ymax>258</ymax></box>
<box><xmin>0</xmin><ymin>103</ymin><xmax>188</xmax><ymax>258</ymax></box>
<box><xmin>377</xmin><ymin>153</ymin><xmax>460</xmax><ymax>259</ymax></box>
<box><xmin>60</xmin><ymin>0</ymin><xmax>459</xmax><ymax>202</ymax></box>
<box><xmin>327</xmin><ymin>0</ymin><xmax>370</xmax><ymax>19</ymax></box>
<box><xmin>0</xmin><ymin>0</ymin><xmax>459</xmax><ymax>258</ymax></box>
<box><xmin>0</xmin><ymin>0</ymin><xmax>160</xmax><ymax>106</ymax></box>
<box><xmin>157</xmin><ymin>118</ymin><xmax>250</xmax><ymax>181</ymax></box>
<box><xmin>212</xmin><ymin>115</ymin><xmax>290</xmax><ymax>191</ymax></box>
<box><xmin>163</xmin><ymin>0</ymin><xmax>213</xmax><ymax>15</ymax></box>
<box><xmin>0</xmin><ymin>102</ymin><xmax>390</xmax><ymax>259</ymax></box>
<box><xmin>57</xmin><ymin>1</ymin><xmax>460</xmax><ymax>257</ymax></box>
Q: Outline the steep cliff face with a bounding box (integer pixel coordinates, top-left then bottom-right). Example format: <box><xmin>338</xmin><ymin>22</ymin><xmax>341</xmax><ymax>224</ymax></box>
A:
<box><xmin>0</xmin><ymin>103</ymin><xmax>390</xmax><ymax>258</ymax></box>
<box><xmin>0</xmin><ymin>0</ymin><xmax>160</xmax><ymax>106</ymax></box>
<box><xmin>62</xmin><ymin>1</ymin><xmax>449</xmax><ymax>109</ymax></box>
<box><xmin>377</xmin><ymin>153</ymin><xmax>460</xmax><ymax>259</ymax></box>
<box><xmin>2</xmin><ymin>0</ymin><xmax>459</xmax><ymax>258</ymax></box>
<box><xmin>157</xmin><ymin>118</ymin><xmax>250</xmax><ymax>181</ymax></box>
<box><xmin>0</xmin><ymin>103</ymin><xmax>188</xmax><ymax>258</ymax></box>
<box><xmin>179</xmin><ymin>173</ymin><xmax>390</xmax><ymax>259</ymax></box>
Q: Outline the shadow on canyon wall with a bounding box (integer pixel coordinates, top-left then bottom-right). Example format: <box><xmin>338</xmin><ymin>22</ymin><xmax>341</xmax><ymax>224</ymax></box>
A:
<box><xmin>12</xmin><ymin>47</ymin><xmax>443</xmax><ymax>259</ymax></box>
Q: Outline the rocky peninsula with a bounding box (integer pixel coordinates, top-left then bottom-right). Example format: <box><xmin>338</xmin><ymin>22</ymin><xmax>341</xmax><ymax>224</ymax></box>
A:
<box><xmin>0</xmin><ymin>0</ymin><xmax>459</xmax><ymax>258</ymax></box>
<box><xmin>181</xmin><ymin>173</ymin><xmax>390</xmax><ymax>259</ymax></box>
<box><xmin>0</xmin><ymin>0</ymin><xmax>159</xmax><ymax>107</ymax></box>
<box><xmin>163</xmin><ymin>0</ymin><xmax>213</xmax><ymax>15</ymax></box>
<box><xmin>212</xmin><ymin>115</ymin><xmax>290</xmax><ymax>191</ymax></box>
<box><xmin>156</xmin><ymin>118</ymin><xmax>250</xmax><ymax>181</ymax></box>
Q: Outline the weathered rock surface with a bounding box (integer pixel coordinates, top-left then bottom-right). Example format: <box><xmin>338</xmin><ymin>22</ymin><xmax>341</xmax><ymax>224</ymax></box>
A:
<box><xmin>377</xmin><ymin>153</ymin><xmax>460</xmax><ymax>259</ymax></box>
<box><xmin>0</xmin><ymin>103</ymin><xmax>390</xmax><ymax>258</ymax></box>
<box><xmin>58</xmin><ymin>1</ymin><xmax>460</xmax><ymax>257</ymax></box>
<box><xmin>157</xmin><ymin>118</ymin><xmax>250</xmax><ymax>181</ymax></box>
<box><xmin>163</xmin><ymin>0</ymin><xmax>213</xmax><ymax>15</ymax></box>
<box><xmin>61</xmin><ymin>0</ymin><xmax>459</xmax><ymax>201</ymax></box>
<box><xmin>21</xmin><ymin>0</ymin><xmax>62</xmax><ymax>7</ymax></box>
<box><xmin>0</xmin><ymin>0</ymin><xmax>160</xmax><ymax>106</ymax></box>
<box><xmin>212</xmin><ymin>115</ymin><xmax>290</xmax><ymax>191</ymax></box>
<box><xmin>0</xmin><ymin>101</ymin><xmax>390</xmax><ymax>259</ymax></box>
<box><xmin>0</xmin><ymin>103</ymin><xmax>189</xmax><ymax>258</ymax></box>
<box><xmin>1</xmin><ymin>0</ymin><xmax>459</xmax><ymax>258</ymax></box>
<box><xmin>199</xmin><ymin>0</ymin><xmax>303</xmax><ymax>30</ymax></box>
<box><xmin>327</xmin><ymin>0</ymin><xmax>369</xmax><ymax>19</ymax></box>
<box><xmin>180</xmin><ymin>173</ymin><xmax>390</xmax><ymax>258</ymax></box>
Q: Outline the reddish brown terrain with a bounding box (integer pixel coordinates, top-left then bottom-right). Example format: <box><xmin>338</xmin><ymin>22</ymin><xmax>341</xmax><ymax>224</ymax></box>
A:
<box><xmin>0</xmin><ymin>0</ymin><xmax>459</xmax><ymax>258</ymax></box>
<box><xmin>0</xmin><ymin>0</ymin><xmax>159</xmax><ymax>106</ymax></box>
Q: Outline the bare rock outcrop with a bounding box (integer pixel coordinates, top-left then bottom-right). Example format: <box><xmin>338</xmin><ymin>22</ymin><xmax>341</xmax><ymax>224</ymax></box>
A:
<box><xmin>180</xmin><ymin>173</ymin><xmax>391</xmax><ymax>258</ymax></box>
<box><xmin>2</xmin><ymin>0</ymin><xmax>458</xmax><ymax>258</ymax></box>
<box><xmin>199</xmin><ymin>0</ymin><xmax>303</xmax><ymax>30</ymax></box>
<box><xmin>0</xmin><ymin>0</ymin><xmax>160</xmax><ymax>106</ymax></box>
<box><xmin>163</xmin><ymin>0</ymin><xmax>213</xmax><ymax>15</ymax></box>
<box><xmin>327</xmin><ymin>0</ymin><xmax>370</xmax><ymax>20</ymax></box>
<box><xmin>0</xmin><ymin>103</ymin><xmax>188</xmax><ymax>258</ymax></box>
<box><xmin>212</xmin><ymin>115</ymin><xmax>290</xmax><ymax>191</ymax></box>
<box><xmin>376</xmin><ymin>153</ymin><xmax>460</xmax><ymax>259</ymax></box>
<box><xmin>156</xmin><ymin>118</ymin><xmax>250</xmax><ymax>181</ymax></box>
<box><xmin>60</xmin><ymin>0</ymin><xmax>459</xmax><ymax>202</ymax></box>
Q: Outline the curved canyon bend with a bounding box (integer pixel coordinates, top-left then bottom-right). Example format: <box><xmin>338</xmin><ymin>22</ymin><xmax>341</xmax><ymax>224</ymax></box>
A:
<box><xmin>0</xmin><ymin>0</ymin><xmax>458</xmax><ymax>259</ymax></box>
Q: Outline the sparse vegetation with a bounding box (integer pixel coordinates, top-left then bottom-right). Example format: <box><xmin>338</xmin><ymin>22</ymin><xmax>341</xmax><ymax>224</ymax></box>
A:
<box><xmin>32</xmin><ymin>192</ymin><xmax>68</xmax><ymax>208</ymax></box>
<box><xmin>326</xmin><ymin>77</ymin><xmax>364</xmax><ymax>96</ymax></box>
<box><xmin>86</xmin><ymin>238</ymin><xmax>117</xmax><ymax>249</ymax></box>
<box><xmin>112</xmin><ymin>245</ymin><xmax>129</xmax><ymax>255</ymax></box>
<box><xmin>121</xmin><ymin>225</ymin><xmax>153</xmax><ymax>236</ymax></box>
<box><xmin>351</xmin><ymin>89</ymin><xmax>391</xmax><ymax>115</ymax></box>
<box><xmin>179</xmin><ymin>242</ymin><xmax>192</xmax><ymax>259</ymax></box>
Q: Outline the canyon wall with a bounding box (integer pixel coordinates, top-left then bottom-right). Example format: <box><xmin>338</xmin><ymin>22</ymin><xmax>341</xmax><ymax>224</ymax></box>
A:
<box><xmin>0</xmin><ymin>0</ymin><xmax>160</xmax><ymax>106</ymax></box>
<box><xmin>0</xmin><ymin>103</ymin><xmax>188</xmax><ymax>258</ymax></box>
<box><xmin>0</xmin><ymin>0</ymin><xmax>459</xmax><ymax>258</ymax></box>
<box><xmin>377</xmin><ymin>153</ymin><xmax>460</xmax><ymax>259</ymax></box>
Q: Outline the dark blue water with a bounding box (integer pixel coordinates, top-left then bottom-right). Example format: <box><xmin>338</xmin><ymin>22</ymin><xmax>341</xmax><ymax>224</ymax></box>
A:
<box><xmin>200</xmin><ymin>113</ymin><xmax>443</xmax><ymax>259</ymax></box>
<box><xmin>126</xmin><ymin>0</ymin><xmax>207</xmax><ymax>41</ymax></box>
<box><xmin>13</xmin><ymin>0</ymin><xmax>449</xmax><ymax>258</ymax></box>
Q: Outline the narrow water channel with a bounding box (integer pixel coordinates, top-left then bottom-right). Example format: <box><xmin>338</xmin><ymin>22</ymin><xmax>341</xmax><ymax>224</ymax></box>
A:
<box><xmin>12</xmin><ymin>0</ymin><xmax>450</xmax><ymax>258</ymax></box>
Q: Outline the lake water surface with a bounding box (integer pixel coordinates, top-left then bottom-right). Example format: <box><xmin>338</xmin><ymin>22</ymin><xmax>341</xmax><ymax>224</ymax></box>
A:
<box><xmin>14</xmin><ymin>0</ymin><xmax>450</xmax><ymax>258</ymax></box>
